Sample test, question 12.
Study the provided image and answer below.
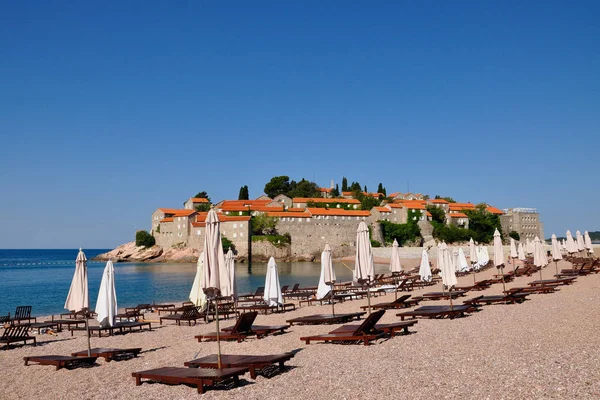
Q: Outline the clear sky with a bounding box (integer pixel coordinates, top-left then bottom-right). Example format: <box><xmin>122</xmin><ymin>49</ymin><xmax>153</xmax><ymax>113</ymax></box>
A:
<box><xmin>1</xmin><ymin>1</ymin><xmax>598</xmax><ymax>248</ymax></box>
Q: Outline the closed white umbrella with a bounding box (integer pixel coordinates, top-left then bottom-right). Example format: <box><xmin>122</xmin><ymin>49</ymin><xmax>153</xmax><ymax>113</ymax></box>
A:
<box><xmin>510</xmin><ymin>238</ymin><xmax>518</xmax><ymax>273</ymax></box>
<box><xmin>65</xmin><ymin>249</ymin><xmax>91</xmax><ymax>355</ymax></box>
<box><xmin>493</xmin><ymin>229</ymin><xmax>506</xmax><ymax>292</ymax></box>
<box><xmin>551</xmin><ymin>234</ymin><xmax>562</xmax><ymax>277</ymax></box>
<box><xmin>190</xmin><ymin>253</ymin><xmax>208</xmax><ymax>310</ymax></box>
<box><xmin>225</xmin><ymin>249</ymin><xmax>237</xmax><ymax>299</ymax></box>
<box><xmin>200</xmin><ymin>208</ymin><xmax>232</xmax><ymax>369</ymax></box>
<box><xmin>439</xmin><ymin>242</ymin><xmax>457</xmax><ymax>309</ymax></box>
<box><xmin>389</xmin><ymin>239</ymin><xmax>403</xmax><ymax>274</ymax></box>
<box><xmin>264</xmin><ymin>257</ymin><xmax>283</xmax><ymax>307</ymax></box>
<box><xmin>317</xmin><ymin>244</ymin><xmax>336</xmax><ymax>314</ymax></box>
<box><xmin>518</xmin><ymin>242</ymin><xmax>526</xmax><ymax>261</ymax></box>
<box><xmin>469</xmin><ymin>238</ymin><xmax>478</xmax><ymax>284</ymax></box>
<box><xmin>566</xmin><ymin>230</ymin><xmax>577</xmax><ymax>255</ymax></box>
<box><xmin>457</xmin><ymin>248</ymin><xmax>469</xmax><ymax>273</ymax></box>
<box><xmin>533</xmin><ymin>236</ymin><xmax>545</xmax><ymax>280</ymax></box>
<box><xmin>389</xmin><ymin>239</ymin><xmax>403</xmax><ymax>300</ymax></box>
<box><xmin>584</xmin><ymin>231</ymin><xmax>593</xmax><ymax>256</ymax></box>
<box><xmin>576</xmin><ymin>231</ymin><xmax>585</xmax><ymax>254</ymax></box>
<box><xmin>96</xmin><ymin>260</ymin><xmax>117</xmax><ymax>328</ymax></box>
<box><xmin>526</xmin><ymin>238</ymin><xmax>534</xmax><ymax>255</ymax></box>
<box><xmin>419</xmin><ymin>249</ymin><xmax>432</xmax><ymax>282</ymax></box>
<box><xmin>353</xmin><ymin>221</ymin><xmax>374</xmax><ymax>313</ymax></box>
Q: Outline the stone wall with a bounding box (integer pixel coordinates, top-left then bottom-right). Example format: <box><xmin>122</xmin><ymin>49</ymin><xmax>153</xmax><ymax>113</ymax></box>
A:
<box><xmin>249</xmin><ymin>239</ymin><xmax>291</xmax><ymax>262</ymax></box>
<box><xmin>276</xmin><ymin>217</ymin><xmax>366</xmax><ymax>259</ymax></box>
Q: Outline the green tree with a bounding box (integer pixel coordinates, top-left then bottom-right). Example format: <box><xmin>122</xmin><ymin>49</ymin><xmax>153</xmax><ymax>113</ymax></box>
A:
<box><xmin>195</xmin><ymin>204</ymin><xmax>211</xmax><ymax>212</ymax></box>
<box><xmin>380</xmin><ymin>220</ymin><xmax>421</xmax><ymax>245</ymax></box>
<box><xmin>434</xmin><ymin>195</ymin><xmax>456</xmax><ymax>203</ymax></box>
<box><xmin>426</xmin><ymin>205</ymin><xmax>446</xmax><ymax>224</ymax></box>
<box><xmin>349</xmin><ymin>181</ymin><xmax>362</xmax><ymax>191</ymax></box>
<box><xmin>331</xmin><ymin>184</ymin><xmax>340</xmax><ymax>197</ymax></box>
<box><xmin>377</xmin><ymin>183</ymin><xmax>386</xmax><ymax>196</ymax></box>
<box><xmin>364</xmin><ymin>185</ymin><xmax>368</xmax><ymax>193</ymax></box>
<box><xmin>238</xmin><ymin>185</ymin><xmax>249</xmax><ymax>200</ymax></box>
<box><xmin>136</xmin><ymin>230</ymin><xmax>156</xmax><ymax>247</ymax></box>
<box><xmin>464</xmin><ymin>203</ymin><xmax>502</xmax><ymax>243</ymax></box>
<box><xmin>509</xmin><ymin>231</ymin><xmax>520</xmax><ymax>241</ymax></box>
<box><xmin>288</xmin><ymin>178</ymin><xmax>320</xmax><ymax>198</ymax></box>
<box><xmin>222</xmin><ymin>236</ymin><xmax>235</xmax><ymax>251</ymax></box>
<box><xmin>341</xmin><ymin>177</ymin><xmax>348</xmax><ymax>192</ymax></box>
<box><xmin>353</xmin><ymin>191</ymin><xmax>381</xmax><ymax>210</ymax></box>
<box><xmin>264</xmin><ymin>176</ymin><xmax>291</xmax><ymax>198</ymax></box>
<box><xmin>194</xmin><ymin>191</ymin><xmax>211</xmax><ymax>202</ymax></box>
<box><xmin>251</xmin><ymin>214</ymin><xmax>278</xmax><ymax>235</ymax></box>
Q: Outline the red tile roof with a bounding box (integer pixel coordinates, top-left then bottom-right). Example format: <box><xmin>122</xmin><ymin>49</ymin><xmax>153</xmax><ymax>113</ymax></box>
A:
<box><xmin>189</xmin><ymin>198</ymin><xmax>209</xmax><ymax>203</ymax></box>
<box><xmin>318</xmin><ymin>188</ymin><xmax>333</xmax><ymax>193</ymax></box>
<box><xmin>160</xmin><ymin>217</ymin><xmax>174</xmax><ymax>223</ymax></box>
<box><xmin>158</xmin><ymin>208</ymin><xmax>179</xmax><ymax>214</ymax></box>
<box><xmin>449</xmin><ymin>213</ymin><xmax>468</xmax><ymax>218</ymax></box>
<box><xmin>307</xmin><ymin>208</ymin><xmax>371</xmax><ymax>217</ymax></box>
<box><xmin>293</xmin><ymin>198</ymin><xmax>360</xmax><ymax>204</ymax></box>
<box><xmin>287</xmin><ymin>207</ymin><xmax>305</xmax><ymax>212</ymax></box>
<box><xmin>426</xmin><ymin>212</ymin><xmax>432</xmax><ymax>217</ymax></box>
<box><xmin>172</xmin><ymin>210</ymin><xmax>197</xmax><ymax>217</ymax></box>
<box><xmin>266</xmin><ymin>212</ymin><xmax>312</xmax><ymax>218</ymax></box>
<box><xmin>375</xmin><ymin>207</ymin><xmax>390</xmax><ymax>213</ymax></box>
<box><xmin>486</xmin><ymin>206</ymin><xmax>505</xmax><ymax>215</ymax></box>
<box><xmin>430</xmin><ymin>199</ymin><xmax>449</xmax><ymax>204</ymax></box>
<box><xmin>388</xmin><ymin>192</ymin><xmax>400</xmax><ymax>198</ymax></box>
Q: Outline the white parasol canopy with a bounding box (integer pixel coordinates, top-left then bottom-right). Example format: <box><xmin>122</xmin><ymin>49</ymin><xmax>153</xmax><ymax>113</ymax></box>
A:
<box><xmin>190</xmin><ymin>252</ymin><xmax>207</xmax><ymax>309</ymax></box>
<box><xmin>389</xmin><ymin>239</ymin><xmax>403</xmax><ymax>274</ymax></box>
<box><xmin>584</xmin><ymin>231</ymin><xmax>593</xmax><ymax>253</ymax></box>
<box><xmin>264</xmin><ymin>257</ymin><xmax>283</xmax><ymax>306</ymax></box>
<box><xmin>566</xmin><ymin>230</ymin><xmax>577</xmax><ymax>254</ymax></box>
<box><xmin>526</xmin><ymin>238</ymin><xmax>534</xmax><ymax>255</ymax></box>
<box><xmin>201</xmin><ymin>209</ymin><xmax>231</xmax><ymax>297</ymax></box>
<box><xmin>439</xmin><ymin>242</ymin><xmax>457</xmax><ymax>288</ymax></box>
<box><xmin>95</xmin><ymin>260</ymin><xmax>117</xmax><ymax>328</ymax></box>
<box><xmin>419</xmin><ymin>249</ymin><xmax>432</xmax><ymax>282</ymax></box>
<box><xmin>518</xmin><ymin>242</ymin><xmax>526</xmax><ymax>261</ymax></box>
<box><xmin>317</xmin><ymin>244</ymin><xmax>335</xmax><ymax>300</ymax></box>
<box><xmin>353</xmin><ymin>221</ymin><xmax>374</xmax><ymax>284</ymax></box>
<box><xmin>533</xmin><ymin>236</ymin><xmax>546</xmax><ymax>268</ymax></box>
<box><xmin>469</xmin><ymin>238</ymin><xmax>478</xmax><ymax>266</ymax></box>
<box><xmin>225</xmin><ymin>249</ymin><xmax>237</xmax><ymax>299</ymax></box>
<box><xmin>65</xmin><ymin>249</ymin><xmax>89</xmax><ymax>312</ymax></box>
<box><xmin>493</xmin><ymin>229</ymin><xmax>504</xmax><ymax>267</ymax></box>
<box><xmin>510</xmin><ymin>238</ymin><xmax>518</xmax><ymax>259</ymax></box>
<box><xmin>551</xmin><ymin>234</ymin><xmax>562</xmax><ymax>261</ymax></box>
<box><xmin>576</xmin><ymin>231</ymin><xmax>585</xmax><ymax>252</ymax></box>
<box><xmin>457</xmin><ymin>247</ymin><xmax>469</xmax><ymax>273</ymax></box>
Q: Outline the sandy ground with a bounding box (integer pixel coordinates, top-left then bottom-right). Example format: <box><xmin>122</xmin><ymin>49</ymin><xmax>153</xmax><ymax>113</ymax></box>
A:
<box><xmin>2</xmin><ymin>259</ymin><xmax>600</xmax><ymax>399</ymax></box>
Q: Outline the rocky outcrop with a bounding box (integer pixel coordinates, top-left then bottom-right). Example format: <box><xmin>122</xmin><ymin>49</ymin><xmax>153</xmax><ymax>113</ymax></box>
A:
<box><xmin>94</xmin><ymin>242</ymin><xmax>163</xmax><ymax>262</ymax></box>
<box><xmin>154</xmin><ymin>246</ymin><xmax>200</xmax><ymax>263</ymax></box>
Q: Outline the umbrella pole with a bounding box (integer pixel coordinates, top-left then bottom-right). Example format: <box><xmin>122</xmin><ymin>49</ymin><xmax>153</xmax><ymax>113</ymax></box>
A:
<box><xmin>394</xmin><ymin>276</ymin><xmax>398</xmax><ymax>301</ymax></box>
<box><xmin>84</xmin><ymin>310</ymin><xmax>91</xmax><ymax>356</ymax></box>
<box><xmin>472</xmin><ymin>264</ymin><xmax>476</xmax><ymax>285</ymax></box>
<box><xmin>214</xmin><ymin>298</ymin><xmax>222</xmax><ymax>369</ymax></box>
<box><xmin>500</xmin><ymin>266</ymin><xmax>506</xmax><ymax>293</ymax></box>
<box><xmin>330</xmin><ymin>283</ymin><xmax>335</xmax><ymax>316</ymax></box>
<box><xmin>449</xmin><ymin>287</ymin><xmax>454</xmax><ymax>311</ymax></box>
<box><xmin>555</xmin><ymin>260</ymin><xmax>558</xmax><ymax>277</ymax></box>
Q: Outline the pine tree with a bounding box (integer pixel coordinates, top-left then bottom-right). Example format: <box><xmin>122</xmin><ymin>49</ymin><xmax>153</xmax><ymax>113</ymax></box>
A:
<box><xmin>238</xmin><ymin>185</ymin><xmax>249</xmax><ymax>200</ymax></box>
<box><xmin>332</xmin><ymin>184</ymin><xmax>340</xmax><ymax>197</ymax></box>
<box><xmin>341</xmin><ymin>177</ymin><xmax>348</xmax><ymax>192</ymax></box>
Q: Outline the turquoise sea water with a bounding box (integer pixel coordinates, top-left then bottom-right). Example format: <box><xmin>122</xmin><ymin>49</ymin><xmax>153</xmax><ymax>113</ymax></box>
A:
<box><xmin>0</xmin><ymin>249</ymin><xmax>389</xmax><ymax>317</ymax></box>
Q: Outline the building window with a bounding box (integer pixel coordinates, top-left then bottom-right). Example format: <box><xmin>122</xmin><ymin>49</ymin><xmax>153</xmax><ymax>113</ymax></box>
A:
<box><xmin>233</xmin><ymin>224</ymin><xmax>237</xmax><ymax>229</ymax></box>
<box><xmin>233</xmin><ymin>233</ymin><xmax>237</xmax><ymax>238</ymax></box>
<box><xmin>197</xmin><ymin>230</ymin><xmax>201</xmax><ymax>236</ymax></box>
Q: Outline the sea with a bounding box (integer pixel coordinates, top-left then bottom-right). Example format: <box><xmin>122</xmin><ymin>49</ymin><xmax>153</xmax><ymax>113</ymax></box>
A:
<box><xmin>0</xmin><ymin>249</ymin><xmax>389</xmax><ymax>317</ymax></box>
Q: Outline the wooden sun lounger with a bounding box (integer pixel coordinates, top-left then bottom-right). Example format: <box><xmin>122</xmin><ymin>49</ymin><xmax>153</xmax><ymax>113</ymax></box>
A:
<box><xmin>528</xmin><ymin>277</ymin><xmax>576</xmax><ymax>286</ymax></box>
<box><xmin>153</xmin><ymin>304</ymin><xmax>176</xmax><ymax>315</ymax></box>
<box><xmin>397</xmin><ymin>305</ymin><xmax>474</xmax><ymax>320</ymax></box>
<box><xmin>23</xmin><ymin>355</ymin><xmax>97</xmax><ymax>370</ymax></box>
<box><xmin>196</xmin><ymin>311</ymin><xmax>258</xmax><ymax>343</ymax></box>
<box><xmin>505</xmin><ymin>286</ymin><xmax>557</xmax><ymax>295</ymax></box>
<box><xmin>185</xmin><ymin>353</ymin><xmax>294</xmax><ymax>379</ymax></box>
<box><xmin>237</xmin><ymin>287</ymin><xmax>264</xmax><ymax>300</ymax></box>
<box><xmin>9</xmin><ymin>306</ymin><xmax>36</xmax><ymax>325</ymax></box>
<box><xmin>328</xmin><ymin>319</ymin><xmax>418</xmax><ymax>336</ymax></box>
<box><xmin>463</xmin><ymin>293</ymin><xmax>529</xmax><ymax>305</ymax></box>
<box><xmin>132</xmin><ymin>367</ymin><xmax>248</xmax><ymax>394</ymax></box>
<box><xmin>60</xmin><ymin>308</ymin><xmax>97</xmax><ymax>320</ymax></box>
<box><xmin>236</xmin><ymin>303</ymin><xmax>295</xmax><ymax>315</ymax></box>
<box><xmin>418</xmin><ymin>290</ymin><xmax>467</xmax><ymax>301</ymax></box>
<box><xmin>300</xmin><ymin>310</ymin><xmax>387</xmax><ymax>346</ymax></box>
<box><xmin>286</xmin><ymin>312</ymin><xmax>366</xmax><ymax>326</ymax></box>
<box><xmin>45</xmin><ymin>318</ymin><xmax>87</xmax><ymax>331</ymax></box>
<box><xmin>71</xmin><ymin>347</ymin><xmax>142</xmax><ymax>361</ymax></box>
<box><xmin>360</xmin><ymin>295</ymin><xmax>420</xmax><ymax>310</ymax></box>
<box><xmin>1</xmin><ymin>324</ymin><xmax>36</xmax><ymax>349</ymax></box>
<box><xmin>29</xmin><ymin>321</ymin><xmax>61</xmax><ymax>334</ymax></box>
<box><xmin>159</xmin><ymin>307</ymin><xmax>204</xmax><ymax>326</ymax></box>
<box><xmin>69</xmin><ymin>321</ymin><xmax>152</xmax><ymax>337</ymax></box>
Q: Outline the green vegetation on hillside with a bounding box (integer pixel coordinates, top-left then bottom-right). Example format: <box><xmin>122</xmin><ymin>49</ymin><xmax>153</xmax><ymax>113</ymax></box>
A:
<box><xmin>136</xmin><ymin>230</ymin><xmax>156</xmax><ymax>247</ymax></box>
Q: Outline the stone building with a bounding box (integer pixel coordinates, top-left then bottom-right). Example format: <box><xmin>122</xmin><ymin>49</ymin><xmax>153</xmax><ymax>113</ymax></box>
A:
<box><xmin>292</xmin><ymin>197</ymin><xmax>360</xmax><ymax>209</ymax></box>
<box><xmin>500</xmin><ymin>208</ymin><xmax>544</xmax><ymax>241</ymax></box>
<box><xmin>183</xmin><ymin>197</ymin><xmax>210</xmax><ymax>210</ymax></box>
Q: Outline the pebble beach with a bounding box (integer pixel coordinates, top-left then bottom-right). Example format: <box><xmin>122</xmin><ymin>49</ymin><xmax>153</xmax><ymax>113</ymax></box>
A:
<box><xmin>2</xmin><ymin>259</ymin><xmax>600</xmax><ymax>399</ymax></box>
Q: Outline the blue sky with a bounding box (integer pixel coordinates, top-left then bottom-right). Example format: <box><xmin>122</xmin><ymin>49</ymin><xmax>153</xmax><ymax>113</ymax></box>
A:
<box><xmin>1</xmin><ymin>1</ymin><xmax>598</xmax><ymax>248</ymax></box>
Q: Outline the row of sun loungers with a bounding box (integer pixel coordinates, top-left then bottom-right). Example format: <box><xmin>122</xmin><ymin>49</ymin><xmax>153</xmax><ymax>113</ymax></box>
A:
<box><xmin>23</xmin><ymin>348</ymin><xmax>142</xmax><ymax>370</ymax></box>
